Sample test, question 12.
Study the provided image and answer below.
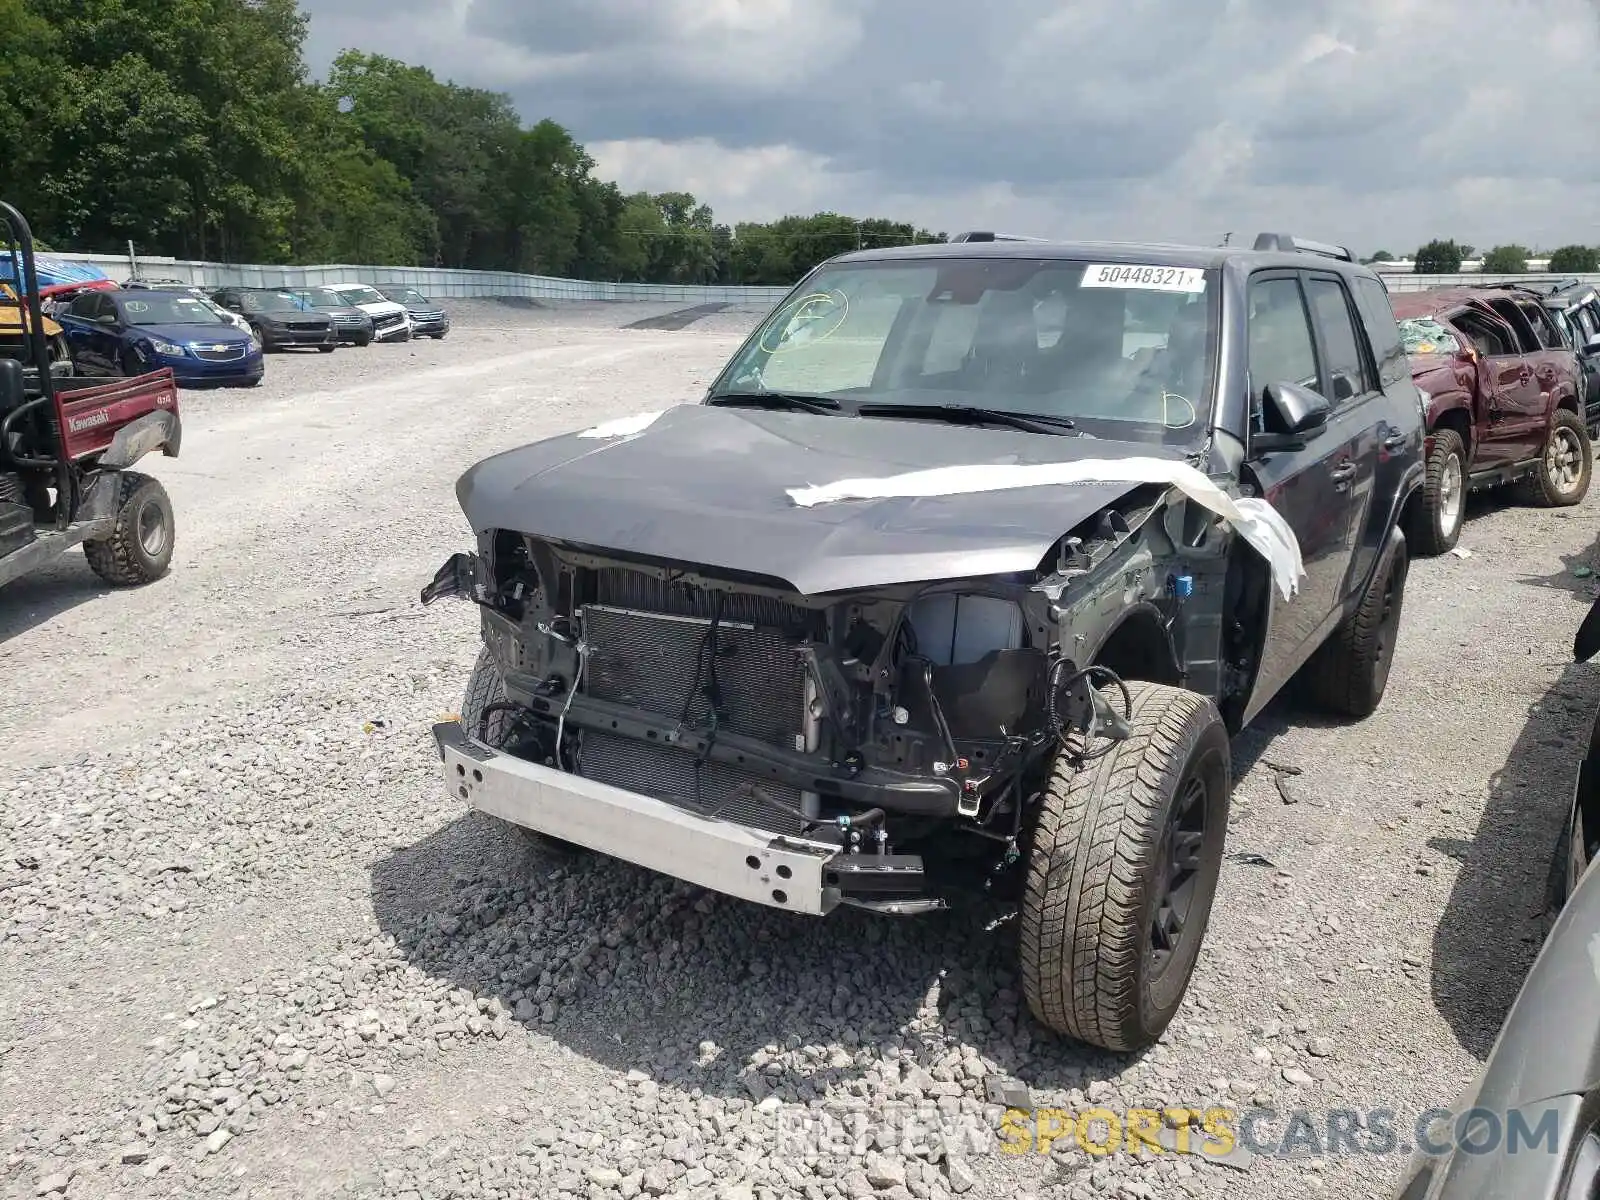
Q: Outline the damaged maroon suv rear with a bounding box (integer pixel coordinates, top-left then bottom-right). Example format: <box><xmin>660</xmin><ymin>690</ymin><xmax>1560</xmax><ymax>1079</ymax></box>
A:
<box><xmin>424</xmin><ymin>233</ymin><xmax>1423</xmax><ymax>1052</ymax></box>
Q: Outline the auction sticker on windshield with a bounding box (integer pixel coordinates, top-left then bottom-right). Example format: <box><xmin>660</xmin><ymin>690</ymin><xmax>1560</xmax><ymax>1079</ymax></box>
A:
<box><xmin>1081</xmin><ymin>264</ymin><xmax>1206</xmax><ymax>293</ymax></box>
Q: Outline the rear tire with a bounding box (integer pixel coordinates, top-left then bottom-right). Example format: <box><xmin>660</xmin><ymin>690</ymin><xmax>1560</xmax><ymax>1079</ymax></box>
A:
<box><xmin>1516</xmin><ymin>408</ymin><xmax>1592</xmax><ymax>507</ymax></box>
<box><xmin>1303</xmin><ymin>532</ymin><xmax>1409</xmax><ymax>718</ymax></box>
<box><xmin>83</xmin><ymin>471</ymin><xmax>174</xmax><ymax>586</ymax></box>
<box><xmin>1406</xmin><ymin>428</ymin><xmax>1466</xmax><ymax>555</ymax></box>
<box><xmin>1019</xmin><ymin>682</ymin><xmax>1231</xmax><ymax>1052</ymax></box>
<box><xmin>460</xmin><ymin>648</ymin><xmax>583</xmax><ymax>857</ymax></box>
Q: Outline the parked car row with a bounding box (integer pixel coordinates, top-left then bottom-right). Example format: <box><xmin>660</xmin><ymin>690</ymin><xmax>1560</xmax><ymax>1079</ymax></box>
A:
<box><xmin>1399</xmin><ymin>279</ymin><xmax>1600</xmax><ymax>555</ymax></box>
<box><xmin>37</xmin><ymin>279</ymin><xmax>452</xmax><ymax>387</ymax></box>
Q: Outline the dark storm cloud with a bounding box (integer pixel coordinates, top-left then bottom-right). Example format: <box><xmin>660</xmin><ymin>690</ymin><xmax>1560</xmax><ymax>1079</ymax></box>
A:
<box><xmin>299</xmin><ymin>0</ymin><xmax>1600</xmax><ymax>244</ymax></box>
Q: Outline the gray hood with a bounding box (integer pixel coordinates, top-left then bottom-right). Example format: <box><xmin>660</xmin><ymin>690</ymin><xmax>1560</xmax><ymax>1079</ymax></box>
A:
<box><xmin>456</xmin><ymin>403</ymin><xmax>1179</xmax><ymax>595</ymax></box>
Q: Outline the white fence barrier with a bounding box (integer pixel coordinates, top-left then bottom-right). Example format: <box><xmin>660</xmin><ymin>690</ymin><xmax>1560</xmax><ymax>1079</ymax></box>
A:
<box><xmin>50</xmin><ymin>250</ymin><xmax>795</xmax><ymax>306</ymax></box>
<box><xmin>41</xmin><ymin>249</ymin><xmax>1600</xmax><ymax>303</ymax></box>
<box><xmin>1383</xmin><ymin>271</ymin><xmax>1600</xmax><ymax>293</ymax></box>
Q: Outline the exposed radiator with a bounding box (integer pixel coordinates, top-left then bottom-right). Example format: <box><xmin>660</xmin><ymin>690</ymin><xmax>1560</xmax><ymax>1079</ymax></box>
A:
<box><xmin>591</xmin><ymin>566</ymin><xmax>821</xmax><ymax>634</ymax></box>
<box><xmin>576</xmin><ymin>601</ymin><xmax>813</xmax><ymax>836</ymax></box>
<box><xmin>580</xmin><ymin>604</ymin><xmax>807</xmax><ymax>749</ymax></box>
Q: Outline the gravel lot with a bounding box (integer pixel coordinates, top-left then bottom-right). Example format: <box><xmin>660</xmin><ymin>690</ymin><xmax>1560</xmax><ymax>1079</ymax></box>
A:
<box><xmin>3</xmin><ymin>297</ymin><xmax>1598</xmax><ymax>1200</ymax></box>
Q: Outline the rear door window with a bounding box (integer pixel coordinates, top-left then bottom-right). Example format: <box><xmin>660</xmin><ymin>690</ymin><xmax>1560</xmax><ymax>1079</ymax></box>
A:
<box><xmin>1353</xmin><ymin>276</ymin><xmax>1408</xmax><ymax>387</ymax></box>
<box><xmin>1520</xmin><ymin>301</ymin><xmax>1566</xmax><ymax>349</ymax></box>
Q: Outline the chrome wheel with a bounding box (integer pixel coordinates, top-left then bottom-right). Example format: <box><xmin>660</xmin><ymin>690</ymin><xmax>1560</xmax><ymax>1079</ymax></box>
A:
<box><xmin>1438</xmin><ymin>452</ymin><xmax>1464</xmax><ymax>537</ymax></box>
<box><xmin>136</xmin><ymin>497</ymin><xmax>169</xmax><ymax>558</ymax></box>
<box><xmin>1548</xmin><ymin>426</ymin><xmax>1586</xmax><ymax>497</ymax></box>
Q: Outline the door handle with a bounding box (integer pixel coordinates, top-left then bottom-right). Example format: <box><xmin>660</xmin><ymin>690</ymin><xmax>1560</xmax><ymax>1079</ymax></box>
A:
<box><xmin>1382</xmin><ymin>431</ymin><xmax>1409</xmax><ymax>449</ymax></box>
<box><xmin>1330</xmin><ymin>461</ymin><xmax>1357</xmax><ymax>490</ymax></box>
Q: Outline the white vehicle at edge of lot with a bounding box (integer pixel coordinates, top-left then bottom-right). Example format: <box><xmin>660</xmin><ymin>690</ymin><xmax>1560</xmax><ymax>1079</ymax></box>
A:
<box><xmin>324</xmin><ymin>283</ymin><xmax>412</xmax><ymax>343</ymax></box>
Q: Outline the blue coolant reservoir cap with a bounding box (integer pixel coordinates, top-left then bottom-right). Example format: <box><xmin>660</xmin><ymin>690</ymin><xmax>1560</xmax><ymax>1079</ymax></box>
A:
<box><xmin>1172</xmin><ymin>574</ymin><xmax>1194</xmax><ymax>599</ymax></box>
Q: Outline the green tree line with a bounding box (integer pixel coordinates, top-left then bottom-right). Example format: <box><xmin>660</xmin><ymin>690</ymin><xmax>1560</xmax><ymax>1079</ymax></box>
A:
<box><xmin>1363</xmin><ymin>242</ymin><xmax>1600</xmax><ymax>273</ymax></box>
<box><xmin>0</xmin><ymin>0</ymin><xmax>943</xmax><ymax>285</ymax></box>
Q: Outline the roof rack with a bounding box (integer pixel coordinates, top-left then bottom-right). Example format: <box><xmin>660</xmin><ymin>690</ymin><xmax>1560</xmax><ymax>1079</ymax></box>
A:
<box><xmin>1251</xmin><ymin>233</ymin><xmax>1353</xmax><ymax>262</ymax></box>
<box><xmin>948</xmin><ymin>230</ymin><xmax>1052</xmax><ymax>243</ymax></box>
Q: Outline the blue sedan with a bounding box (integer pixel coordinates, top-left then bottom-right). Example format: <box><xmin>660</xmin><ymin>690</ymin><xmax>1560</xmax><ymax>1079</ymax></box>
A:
<box><xmin>56</xmin><ymin>288</ymin><xmax>264</xmax><ymax>386</ymax></box>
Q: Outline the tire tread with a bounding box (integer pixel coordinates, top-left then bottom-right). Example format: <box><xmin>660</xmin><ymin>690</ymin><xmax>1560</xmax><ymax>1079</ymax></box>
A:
<box><xmin>83</xmin><ymin>471</ymin><xmax>173</xmax><ymax>587</ymax></box>
<box><xmin>1020</xmin><ymin>682</ymin><xmax>1227</xmax><ymax>1051</ymax></box>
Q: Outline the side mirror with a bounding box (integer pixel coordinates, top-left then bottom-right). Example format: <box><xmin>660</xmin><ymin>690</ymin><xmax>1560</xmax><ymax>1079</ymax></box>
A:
<box><xmin>1585</xmin><ymin>333</ymin><xmax>1600</xmax><ymax>354</ymax></box>
<box><xmin>1250</xmin><ymin>381</ymin><xmax>1331</xmax><ymax>456</ymax></box>
<box><xmin>0</xmin><ymin>357</ymin><xmax>23</xmax><ymax>411</ymax></box>
<box><xmin>1266</xmin><ymin>380</ymin><xmax>1330</xmax><ymax>433</ymax></box>
<box><xmin>96</xmin><ymin>312</ymin><xmax>118</xmax><ymax>326</ymax></box>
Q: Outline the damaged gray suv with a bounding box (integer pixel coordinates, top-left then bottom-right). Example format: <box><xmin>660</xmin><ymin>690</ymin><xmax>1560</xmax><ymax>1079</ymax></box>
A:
<box><xmin>423</xmin><ymin>231</ymin><xmax>1424</xmax><ymax>1052</ymax></box>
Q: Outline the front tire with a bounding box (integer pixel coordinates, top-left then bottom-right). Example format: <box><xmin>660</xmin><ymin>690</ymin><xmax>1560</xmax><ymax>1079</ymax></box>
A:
<box><xmin>1407</xmin><ymin>428</ymin><xmax>1466</xmax><ymax>555</ymax></box>
<box><xmin>460</xmin><ymin>648</ymin><xmax>583</xmax><ymax>857</ymax></box>
<box><xmin>1019</xmin><ymin>682</ymin><xmax>1231</xmax><ymax>1053</ymax></box>
<box><xmin>83</xmin><ymin>472</ymin><xmax>175</xmax><ymax>586</ymax></box>
<box><xmin>1303</xmin><ymin>531</ymin><xmax>1409</xmax><ymax>718</ymax></box>
<box><xmin>317</xmin><ymin>343</ymin><xmax>335</xmax><ymax>354</ymax></box>
<box><xmin>1517</xmin><ymin>408</ymin><xmax>1592</xmax><ymax>507</ymax></box>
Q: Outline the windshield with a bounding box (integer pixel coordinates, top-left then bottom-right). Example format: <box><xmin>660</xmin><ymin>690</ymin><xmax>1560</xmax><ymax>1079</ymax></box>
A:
<box><xmin>241</xmin><ymin>291</ymin><xmax>308</xmax><ymax>314</ymax></box>
<box><xmin>710</xmin><ymin>257</ymin><xmax>1219</xmax><ymax>445</ymax></box>
<box><xmin>121</xmin><ymin>294</ymin><xmax>226</xmax><ymax>326</ymax></box>
<box><xmin>382</xmin><ymin>287</ymin><xmax>429</xmax><ymax>306</ymax></box>
<box><xmin>337</xmin><ymin>286</ymin><xmax>387</xmax><ymax>306</ymax></box>
<box><xmin>299</xmin><ymin>288</ymin><xmax>344</xmax><ymax>309</ymax></box>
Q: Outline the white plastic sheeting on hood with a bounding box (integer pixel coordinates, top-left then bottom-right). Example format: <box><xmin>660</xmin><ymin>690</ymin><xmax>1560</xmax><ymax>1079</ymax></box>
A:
<box><xmin>786</xmin><ymin>457</ymin><xmax>1306</xmax><ymax>601</ymax></box>
<box><xmin>577</xmin><ymin>410</ymin><xmax>665</xmax><ymax>439</ymax></box>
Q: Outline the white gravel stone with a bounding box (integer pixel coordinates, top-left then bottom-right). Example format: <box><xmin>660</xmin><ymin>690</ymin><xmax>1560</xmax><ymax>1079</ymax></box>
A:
<box><xmin>0</xmin><ymin>299</ymin><xmax>1585</xmax><ymax>1200</ymax></box>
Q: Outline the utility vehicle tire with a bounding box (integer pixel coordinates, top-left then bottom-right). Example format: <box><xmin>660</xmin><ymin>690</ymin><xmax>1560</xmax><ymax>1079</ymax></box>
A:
<box><xmin>317</xmin><ymin>343</ymin><xmax>335</xmax><ymax>354</ymax></box>
<box><xmin>460</xmin><ymin>647</ymin><xmax>583</xmax><ymax>857</ymax></box>
<box><xmin>1303</xmin><ymin>532</ymin><xmax>1409</xmax><ymax>719</ymax></box>
<box><xmin>1019</xmin><ymin>681</ymin><xmax>1231</xmax><ymax>1053</ymax></box>
<box><xmin>83</xmin><ymin>471</ymin><xmax>174</xmax><ymax>587</ymax></box>
<box><xmin>119</xmin><ymin>348</ymin><xmax>148</xmax><ymax>378</ymax></box>
<box><xmin>1517</xmin><ymin>408</ymin><xmax>1592</xmax><ymax>507</ymax></box>
<box><xmin>1407</xmin><ymin>428</ymin><xmax>1467</xmax><ymax>555</ymax></box>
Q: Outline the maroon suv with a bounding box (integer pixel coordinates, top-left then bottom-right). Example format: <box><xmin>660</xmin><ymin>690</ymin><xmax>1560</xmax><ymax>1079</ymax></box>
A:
<box><xmin>1394</xmin><ymin>285</ymin><xmax>1589</xmax><ymax>554</ymax></box>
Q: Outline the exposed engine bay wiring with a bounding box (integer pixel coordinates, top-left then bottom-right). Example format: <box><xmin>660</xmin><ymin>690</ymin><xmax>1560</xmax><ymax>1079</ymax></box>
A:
<box><xmin>1047</xmin><ymin>662</ymin><xmax>1133</xmax><ymax>763</ymax></box>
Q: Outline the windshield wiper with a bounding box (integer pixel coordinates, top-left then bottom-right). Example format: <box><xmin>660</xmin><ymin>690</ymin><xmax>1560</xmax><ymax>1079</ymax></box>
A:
<box><xmin>857</xmin><ymin>402</ymin><xmax>1080</xmax><ymax>437</ymax></box>
<box><xmin>706</xmin><ymin>391</ymin><xmax>842</xmax><ymax>414</ymax></box>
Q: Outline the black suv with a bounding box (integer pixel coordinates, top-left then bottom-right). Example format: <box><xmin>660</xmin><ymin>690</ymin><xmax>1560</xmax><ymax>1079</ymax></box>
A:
<box><xmin>423</xmin><ymin>231</ymin><xmax>1424</xmax><ymax>1053</ymax></box>
<box><xmin>1522</xmin><ymin>278</ymin><xmax>1600</xmax><ymax>434</ymax></box>
<box><xmin>210</xmin><ymin>287</ymin><xmax>335</xmax><ymax>352</ymax></box>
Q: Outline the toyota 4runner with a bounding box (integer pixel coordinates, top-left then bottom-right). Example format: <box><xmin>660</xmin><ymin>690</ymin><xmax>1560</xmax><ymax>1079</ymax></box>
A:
<box><xmin>423</xmin><ymin>231</ymin><xmax>1424</xmax><ymax>1052</ymax></box>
